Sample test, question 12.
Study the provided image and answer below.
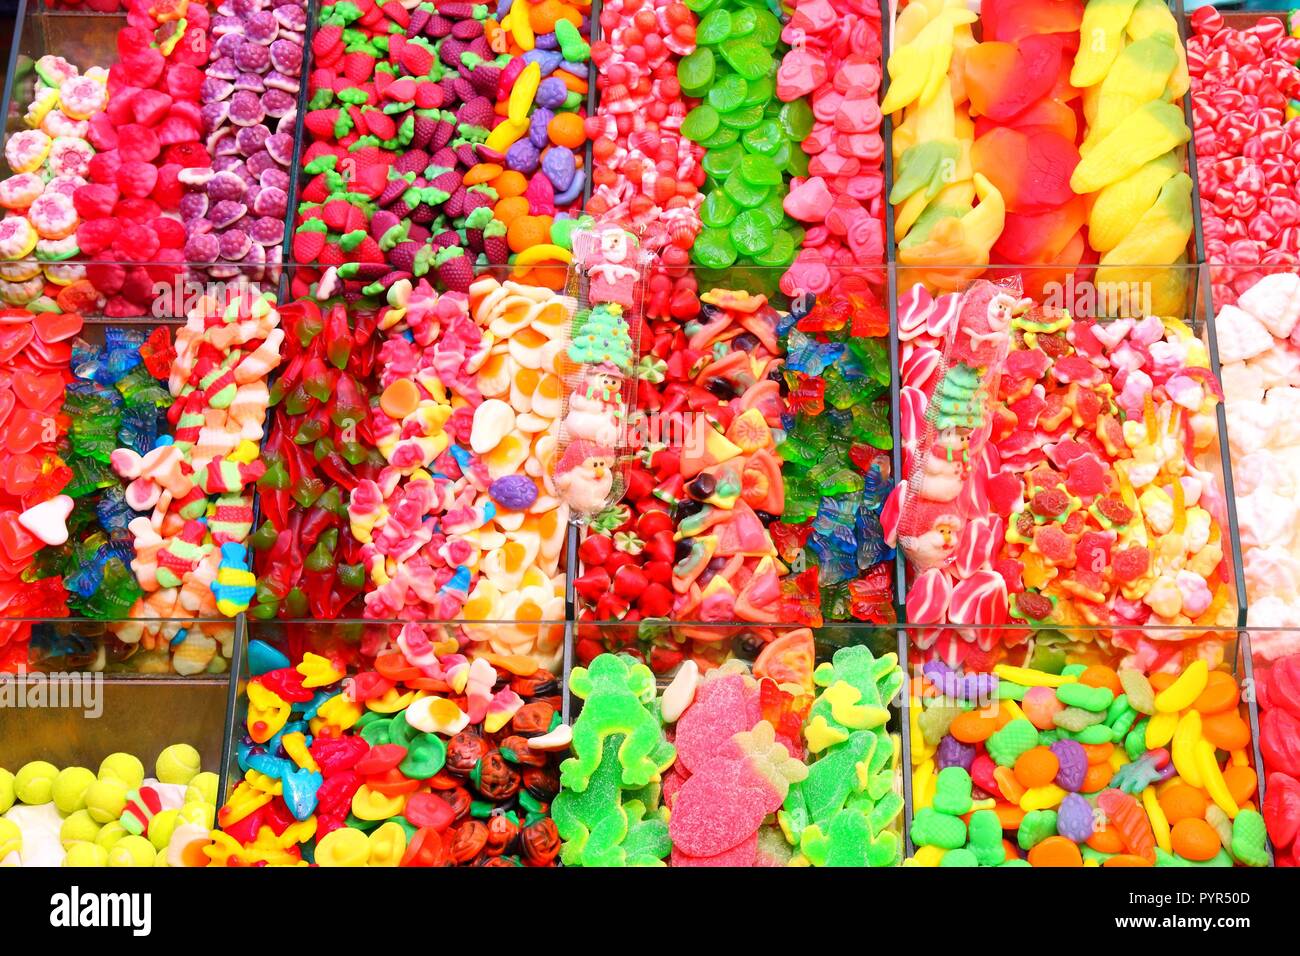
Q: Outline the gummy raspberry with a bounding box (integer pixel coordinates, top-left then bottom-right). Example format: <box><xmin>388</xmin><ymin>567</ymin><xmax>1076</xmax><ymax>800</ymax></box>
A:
<box><xmin>163</xmin><ymin>142</ymin><xmax>210</xmax><ymax>168</ymax></box>
<box><xmin>1112</xmin><ymin>546</ymin><xmax>1150</xmax><ymax>583</ymax></box>
<box><xmin>84</xmin><ymin>260</ymin><xmax>126</xmax><ymax>294</ymax></box>
<box><xmin>117</xmin><ymin>124</ymin><xmax>160</xmax><ymax>163</ymax></box>
<box><xmin>77</xmin><ymin>220</ymin><xmax>121</xmax><ymax>257</ymax></box>
<box><xmin>87</xmin><ymin>149</ymin><xmax>122</xmax><ymax>185</ymax></box>
<box><xmin>73</xmin><ymin>183</ymin><xmax>120</xmax><ymax>220</ymax></box>
<box><xmin>166</xmin><ymin>63</ymin><xmax>204</xmax><ymax>101</ymax></box>
<box><xmin>131</xmin><ymin>89</ymin><xmax>172</xmax><ymax>126</ymax></box>
<box><xmin>112</xmin><ymin>224</ymin><xmax>161</xmax><ymax>264</ymax></box>
<box><xmin>1029</xmin><ymin>487</ymin><xmax>1069</xmax><ymax>519</ymax></box>
<box><xmin>88</xmin><ymin>113</ymin><xmax>120</xmax><ymax>151</ymax></box>
<box><xmin>152</xmin><ymin>216</ymin><xmax>187</xmax><ymax>249</ymax></box>
<box><xmin>153</xmin><ymin>164</ymin><xmax>184</xmax><ymax>208</ymax></box>
<box><xmin>117</xmin><ymin>160</ymin><xmax>159</xmax><ymax>199</ymax></box>
<box><xmin>1095</xmin><ymin>495</ymin><xmax>1133</xmax><ymax>526</ymax></box>
<box><xmin>114</xmin><ymin>197</ymin><xmax>162</xmax><ymax>223</ymax></box>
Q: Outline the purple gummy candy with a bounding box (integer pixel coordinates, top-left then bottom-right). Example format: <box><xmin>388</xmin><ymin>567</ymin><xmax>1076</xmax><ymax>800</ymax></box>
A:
<box><xmin>273</xmin><ymin>4</ymin><xmax>306</xmax><ymax>32</ymax></box>
<box><xmin>234</xmin><ymin>73</ymin><xmax>266</xmax><ymax>93</ymax></box>
<box><xmin>252</xmin><ymin>186</ymin><xmax>287</xmax><ymax>219</ymax></box>
<box><xmin>236</xmin><ymin>125</ymin><xmax>270</xmax><ymax>156</ymax></box>
<box><xmin>209</xmin><ymin>56</ymin><xmax>239</xmax><ymax>81</ymax></box>
<box><xmin>489</xmin><ymin>475</ymin><xmax>539</xmax><ymax>511</ymax></box>
<box><xmin>235</xmin><ymin>40</ymin><xmax>271</xmax><ymax>73</ymax></box>
<box><xmin>261</xmin><ymin>89</ymin><xmax>296</xmax><ymax>118</ymax></box>
<box><xmin>213</xmin><ymin>132</ymin><xmax>241</xmax><ymax>158</ymax></box>
<box><xmin>212</xmin><ymin>31</ymin><xmax>244</xmax><ymax>58</ymax></box>
<box><xmin>921</xmin><ymin>662</ymin><xmax>998</xmax><ymax>704</ymax></box>
<box><xmin>505</xmin><ymin>140</ymin><xmax>540</xmax><ymax>174</ymax></box>
<box><xmin>523</xmin><ymin>49</ymin><xmax>562</xmax><ymax>76</ymax></box>
<box><xmin>542</xmin><ymin>146</ymin><xmax>575</xmax><ymax>191</ymax></box>
<box><xmin>212</xmin><ymin>153</ymin><xmax>245</xmax><ymax>176</ymax></box>
<box><xmin>250</xmin><ymin>216</ymin><xmax>285</xmax><ymax>246</ymax></box>
<box><xmin>184</xmin><ymin>232</ymin><xmax>221</xmax><ymax>262</ymax></box>
<box><xmin>246</xmin><ymin>150</ymin><xmax>278</xmax><ymax>178</ymax></box>
<box><xmin>220</xmin><ymin>228</ymin><xmax>252</xmax><ymax>261</ymax></box>
<box><xmin>264</xmin><ymin>71</ymin><xmax>300</xmax><ymax>94</ymax></box>
<box><xmin>178</xmin><ymin>192</ymin><xmax>209</xmax><ymax>222</ymax></box>
<box><xmin>211</xmin><ymin>13</ymin><xmax>242</xmax><ymax>35</ymax></box>
<box><xmin>268</xmin><ymin>39</ymin><xmax>303</xmax><ymax>75</ymax></box>
<box><xmin>535</xmin><ymin>32</ymin><xmax>559</xmax><ymax>51</ymax></box>
<box><xmin>245</xmin><ymin>11</ymin><xmax>278</xmax><ymax>43</ymax></box>
<box><xmin>229</xmin><ymin>91</ymin><xmax>266</xmax><ymax>127</ymax></box>
<box><xmin>529</xmin><ymin>108</ymin><xmax>554</xmax><ymax>150</ymax></box>
<box><xmin>207</xmin><ymin>169</ymin><xmax>248</xmax><ymax>202</ymax></box>
<box><xmin>260</xmin><ymin>167</ymin><xmax>290</xmax><ymax>192</ymax></box>
<box><xmin>935</xmin><ymin>734</ymin><xmax>976</xmax><ymax>772</ymax></box>
<box><xmin>265</xmin><ymin>133</ymin><xmax>294</xmax><ymax>166</ymax></box>
<box><xmin>1056</xmin><ymin>793</ymin><xmax>1095</xmax><ymax>844</ymax></box>
<box><xmin>209</xmin><ymin>199</ymin><xmax>248</xmax><ymax>229</ymax></box>
<box><xmin>1050</xmin><ymin>738</ymin><xmax>1088</xmax><ymax>792</ymax></box>
<box><xmin>200</xmin><ymin>101</ymin><xmax>231</xmax><ymax>134</ymax></box>
<box><xmin>201</xmin><ymin>78</ymin><xmax>235</xmax><ymax>103</ymax></box>
<box><xmin>534</xmin><ymin>77</ymin><xmax>567</xmax><ymax>109</ymax></box>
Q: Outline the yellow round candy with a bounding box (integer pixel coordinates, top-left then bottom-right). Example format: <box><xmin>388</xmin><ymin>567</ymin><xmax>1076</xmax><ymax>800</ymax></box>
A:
<box><xmin>350</xmin><ymin>785</ymin><xmax>406</xmax><ymax>821</ymax></box>
<box><xmin>367</xmin><ymin>822</ymin><xmax>408</xmax><ymax>867</ymax></box>
<box><xmin>315</xmin><ymin>827</ymin><xmax>370</xmax><ymax>867</ymax></box>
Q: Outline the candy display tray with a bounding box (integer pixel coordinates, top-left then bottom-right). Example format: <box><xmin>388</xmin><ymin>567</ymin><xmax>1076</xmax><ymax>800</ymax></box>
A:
<box><xmin>0</xmin><ymin>0</ymin><xmax>319</xmax><ymax>317</ymax></box>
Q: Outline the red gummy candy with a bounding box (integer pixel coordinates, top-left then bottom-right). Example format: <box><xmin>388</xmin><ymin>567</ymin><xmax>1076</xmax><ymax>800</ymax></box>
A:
<box><xmin>972</xmin><ymin>127</ymin><xmax>1079</xmax><ymax>214</ymax></box>
<box><xmin>116</xmin><ymin>124</ymin><xmax>161</xmax><ymax>163</ymax></box>
<box><xmin>116</xmin><ymin>160</ymin><xmax>159</xmax><ymax>199</ymax></box>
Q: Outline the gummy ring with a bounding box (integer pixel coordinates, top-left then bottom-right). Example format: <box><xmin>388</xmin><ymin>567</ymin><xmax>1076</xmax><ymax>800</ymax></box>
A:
<box><xmin>0</xmin><ymin>217</ymin><xmax>40</xmax><ymax>259</ymax></box>
<box><xmin>35</xmin><ymin>235</ymin><xmax>79</xmax><ymax>262</ymax></box>
<box><xmin>0</xmin><ymin>259</ymin><xmax>42</xmax><ymax>282</ymax></box>
<box><xmin>0</xmin><ymin>174</ymin><xmax>46</xmax><ymax>210</ymax></box>
<box><xmin>43</xmin><ymin>261</ymin><xmax>85</xmax><ymax>287</ymax></box>
<box><xmin>28</xmin><ymin>193</ymin><xmax>78</xmax><ymax>240</ymax></box>
<box><xmin>22</xmin><ymin>87</ymin><xmax>59</xmax><ymax>129</ymax></box>
<box><xmin>58</xmin><ymin>76</ymin><xmax>107</xmax><ymax>120</ymax></box>
<box><xmin>4</xmin><ymin>130</ymin><xmax>52</xmax><ymax>175</ymax></box>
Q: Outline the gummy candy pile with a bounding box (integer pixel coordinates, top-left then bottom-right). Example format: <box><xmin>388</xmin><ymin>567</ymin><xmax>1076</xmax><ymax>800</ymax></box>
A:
<box><xmin>894</xmin><ymin>280</ymin><xmax>1236</xmax><ymax>668</ymax></box>
<box><xmin>909</xmin><ymin>657</ymin><xmax>1267</xmax><ymax>867</ymax></box>
<box><xmin>556</xmin><ymin>642</ymin><xmax>902</xmax><ymax>866</ymax></box>
<box><xmin>212</xmin><ymin>627</ymin><xmax>567</xmax><ymax>866</ymax></box>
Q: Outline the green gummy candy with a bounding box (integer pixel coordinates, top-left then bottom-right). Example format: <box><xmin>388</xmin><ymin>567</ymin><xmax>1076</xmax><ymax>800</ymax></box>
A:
<box><xmin>919</xmin><ymin>703</ymin><xmax>962</xmax><ymax>746</ymax></box>
<box><xmin>1125</xmin><ymin>720</ymin><xmax>1149</xmax><ymax>761</ymax></box>
<box><xmin>719</xmin><ymin>103</ymin><xmax>765</xmax><ymax>130</ymax></box>
<box><xmin>731</xmin><ymin>208</ymin><xmax>774</xmax><ymax>256</ymax></box>
<box><xmin>728</xmin><ymin>6</ymin><xmax>757</xmax><ymax>38</ymax></box>
<box><xmin>1056</xmin><ymin>683</ymin><xmax>1114</xmax><ymax>712</ymax></box>
<box><xmin>754</xmin><ymin>192</ymin><xmax>787</xmax><ymax>227</ymax></box>
<box><xmin>1053</xmin><ymin>706</ymin><xmax>1105</xmax><ymax>732</ymax></box>
<box><xmin>986</xmin><ymin>719</ymin><xmax>1039</xmax><ymax>767</ymax></box>
<box><xmin>697</xmin><ymin>124</ymin><xmax>740</xmax><ymax>149</ymax></box>
<box><xmin>784</xmin><ymin>145</ymin><xmax>810</xmax><ymax>178</ymax></box>
<box><xmin>743</xmin><ymin>119</ymin><xmax>786</xmax><ymax>156</ymax></box>
<box><xmin>692</xmin><ymin>227</ymin><xmax>738</xmax><ymax>269</ymax></box>
<box><xmin>744</xmin><ymin>75</ymin><xmax>774</xmax><ymax>107</ymax></box>
<box><xmin>359</xmin><ymin>717</ymin><xmax>393</xmax><ymax>746</ymax></box>
<box><xmin>1231</xmin><ymin>809</ymin><xmax>1270</xmax><ymax>867</ymax></box>
<box><xmin>702</xmin><ymin>142</ymin><xmax>744</xmax><ymax>180</ymax></box>
<box><xmin>999</xmin><ymin>858</ymin><xmax>1033</xmax><ymax>868</ymax></box>
<box><xmin>968</xmin><ymin>809</ymin><xmax>1005</xmax><ymax>867</ymax></box>
<box><xmin>1109</xmin><ymin>708</ymin><xmax>1137</xmax><ymax>739</ymax></box>
<box><xmin>1071</xmin><ymin>724</ymin><xmax>1115</xmax><ymax>745</ymax></box>
<box><xmin>707</xmin><ymin>74</ymin><xmax>748</xmax><ymax>113</ymax></box>
<box><xmin>1017</xmin><ymin>810</ymin><xmax>1058</xmax><ymax>851</ymax></box>
<box><xmin>721</xmin><ymin>40</ymin><xmax>773</xmax><ymax>80</ymax></box>
<box><xmin>753</xmin><ymin>229</ymin><xmax>795</xmax><ymax>267</ymax></box>
<box><xmin>398</xmin><ymin>733</ymin><xmax>446</xmax><ymax>779</ymax></box>
<box><xmin>677</xmin><ymin>48</ymin><xmax>715</xmax><ymax>96</ymax></box>
<box><xmin>1061</xmin><ymin>664</ymin><xmax>1088</xmax><ymax>678</ymax></box>
<box><xmin>700</xmin><ymin>190</ymin><xmax>741</xmax><ymax>228</ymax></box>
<box><xmin>931</xmin><ymin>766</ymin><xmax>973</xmax><ymax>816</ymax></box>
<box><xmin>1156</xmin><ymin>847</ymin><xmax>1233</xmax><ymax>868</ymax></box>
<box><xmin>723</xmin><ymin>169</ymin><xmax>770</xmax><ymax>208</ymax></box>
<box><xmin>910</xmin><ymin>807</ymin><xmax>967</xmax><ymax>850</ymax></box>
<box><xmin>739</xmin><ymin>153</ymin><xmax>782</xmax><ymax>187</ymax></box>
<box><xmin>780</xmin><ymin>99</ymin><xmax>814</xmax><ymax>140</ymax></box>
<box><xmin>695</xmin><ymin>7</ymin><xmax>732</xmax><ymax>45</ymax></box>
<box><xmin>1105</xmin><ymin>694</ymin><xmax>1131</xmax><ymax>723</ymax></box>
<box><xmin>750</xmin><ymin>9</ymin><xmax>782</xmax><ymax>45</ymax></box>
<box><xmin>940</xmin><ymin>848</ymin><xmax>979</xmax><ymax>867</ymax></box>
<box><xmin>996</xmin><ymin>681</ymin><xmax>1028</xmax><ymax>701</ymax></box>
<box><xmin>684</xmin><ymin>0</ymin><xmax>717</xmax><ymax>11</ymax></box>
<box><xmin>681</xmin><ymin>104</ymin><xmax>721</xmax><ymax>142</ymax></box>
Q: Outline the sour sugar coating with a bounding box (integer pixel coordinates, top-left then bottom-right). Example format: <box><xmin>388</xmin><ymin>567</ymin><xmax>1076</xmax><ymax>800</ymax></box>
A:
<box><xmin>909</xmin><ymin>659</ymin><xmax>1262</xmax><ymax>867</ymax></box>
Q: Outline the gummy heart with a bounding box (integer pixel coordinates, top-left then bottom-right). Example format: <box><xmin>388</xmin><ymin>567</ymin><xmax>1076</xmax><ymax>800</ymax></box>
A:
<box><xmin>11</xmin><ymin>370</ymin><xmax>64</xmax><ymax>412</ymax></box>
<box><xmin>0</xmin><ymin>324</ymin><xmax>34</xmax><ymax>365</ymax></box>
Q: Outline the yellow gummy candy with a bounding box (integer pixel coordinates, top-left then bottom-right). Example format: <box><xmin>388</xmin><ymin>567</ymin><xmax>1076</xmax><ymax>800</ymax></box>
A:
<box><xmin>1100</xmin><ymin>172</ymin><xmax>1192</xmax><ymax>267</ymax></box>
<box><xmin>1196</xmin><ymin>739</ymin><xmax>1239</xmax><ymax>819</ymax></box>
<box><xmin>297</xmin><ymin>651</ymin><xmax>343</xmax><ymax>688</ymax></box>
<box><xmin>507</xmin><ymin>63</ymin><xmax>541</xmax><ymax>124</ymax></box>
<box><xmin>1021</xmin><ymin>784</ymin><xmax>1067</xmax><ymax>812</ymax></box>
<box><xmin>1070</xmin><ymin>100</ymin><xmax>1189</xmax><ymax>194</ymax></box>
<box><xmin>484</xmin><ymin>117</ymin><xmax>528</xmax><ymax>154</ymax></box>
<box><xmin>1142</xmin><ymin>786</ymin><xmax>1172</xmax><ymax>853</ymax></box>
<box><xmin>351</xmin><ymin>785</ymin><xmax>406</xmax><ymax>821</ymax></box>
<box><xmin>1071</xmin><ymin>0</ymin><xmax>1142</xmax><ymax>89</ymax></box>
<box><xmin>1170</xmin><ymin>709</ymin><xmax>1204</xmax><ymax>789</ymax></box>
<box><xmin>1081</xmin><ymin>32</ymin><xmax>1178</xmax><ymax>153</ymax></box>
<box><xmin>367</xmin><ymin>822</ymin><xmax>408</xmax><ymax>867</ymax></box>
<box><xmin>315</xmin><ymin>827</ymin><xmax>370</xmax><ymax>867</ymax></box>
<box><xmin>1145</xmin><ymin>710</ymin><xmax>1179</xmax><ymax>749</ymax></box>
<box><xmin>994</xmin><ymin>665</ymin><xmax>1076</xmax><ymax>688</ymax></box>
<box><xmin>1126</xmin><ymin>0</ymin><xmax>1190</xmax><ymax>100</ymax></box>
<box><xmin>1088</xmin><ymin>153</ymin><xmax>1180</xmax><ymax>252</ymax></box>
<box><xmin>1155</xmin><ymin>659</ymin><xmax>1208</xmax><ymax>713</ymax></box>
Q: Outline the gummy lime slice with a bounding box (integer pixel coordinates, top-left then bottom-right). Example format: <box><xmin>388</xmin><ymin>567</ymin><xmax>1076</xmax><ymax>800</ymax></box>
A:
<box><xmin>780</xmin><ymin>99</ymin><xmax>815</xmax><ymax>140</ymax></box>
<box><xmin>701</xmin><ymin>189</ymin><xmax>741</xmax><ymax>228</ymax></box>
<box><xmin>755</xmin><ymin>192</ymin><xmax>786</xmax><ymax>227</ymax></box>
<box><xmin>692</xmin><ymin>227</ymin><xmax>738</xmax><ymax>269</ymax></box>
<box><xmin>721</xmin><ymin>41</ymin><xmax>772</xmax><ymax>80</ymax></box>
<box><xmin>697</xmin><ymin>124</ymin><xmax>739</xmax><ymax>149</ymax></box>
<box><xmin>744</xmin><ymin>74</ymin><xmax>774</xmax><ymax>108</ymax></box>
<box><xmin>681</xmin><ymin>104</ymin><xmax>720</xmax><ymax>142</ymax></box>
<box><xmin>677</xmin><ymin>48</ymin><xmax>715</xmax><ymax>97</ymax></box>
<box><xmin>684</xmin><ymin>0</ymin><xmax>718</xmax><ymax>12</ymax></box>
<box><xmin>707</xmin><ymin>74</ymin><xmax>748</xmax><ymax>114</ymax></box>
<box><xmin>785</xmin><ymin>147</ymin><xmax>810</xmax><ymax>179</ymax></box>
<box><xmin>696</xmin><ymin>8</ymin><xmax>732</xmax><ymax>45</ymax></box>
<box><xmin>787</xmin><ymin>225</ymin><xmax>806</xmax><ymax>248</ymax></box>
<box><xmin>743</xmin><ymin>119</ymin><xmax>785</xmax><ymax>155</ymax></box>
<box><xmin>701</xmin><ymin>142</ymin><xmax>744</xmax><ymax>179</ymax></box>
<box><xmin>729</xmin><ymin>7</ymin><xmax>757</xmax><ymax>39</ymax></box>
<box><xmin>739</xmin><ymin>153</ymin><xmax>782</xmax><ymax>187</ymax></box>
<box><xmin>751</xmin><ymin>9</ymin><xmax>782</xmax><ymax>45</ymax></box>
<box><xmin>723</xmin><ymin>168</ymin><xmax>771</xmax><ymax>208</ymax></box>
<box><xmin>769</xmin><ymin>139</ymin><xmax>793</xmax><ymax>169</ymax></box>
<box><xmin>720</xmin><ymin>103</ymin><xmax>765</xmax><ymax>130</ymax></box>
<box><xmin>731</xmin><ymin>208</ymin><xmax>774</xmax><ymax>256</ymax></box>
<box><xmin>754</xmin><ymin>228</ymin><xmax>795</xmax><ymax>267</ymax></box>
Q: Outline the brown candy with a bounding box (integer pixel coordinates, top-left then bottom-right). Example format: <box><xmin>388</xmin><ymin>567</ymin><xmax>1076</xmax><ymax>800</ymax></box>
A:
<box><xmin>446</xmin><ymin>731</ymin><xmax>487</xmax><ymax>775</ymax></box>
<box><xmin>520</xmin><ymin>818</ymin><xmax>560</xmax><ymax>866</ymax></box>
<box><xmin>450</xmin><ymin>819</ymin><xmax>489</xmax><ymax>864</ymax></box>
<box><xmin>475</xmin><ymin>750</ymin><xmax>521</xmax><ymax>801</ymax></box>
<box><xmin>511</xmin><ymin>700</ymin><xmax>556</xmax><ymax>736</ymax></box>
<box><xmin>500</xmin><ymin>734</ymin><xmax>548</xmax><ymax>767</ymax></box>
<box><xmin>485</xmin><ymin>812</ymin><xmax>519</xmax><ymax>856</ymax></box>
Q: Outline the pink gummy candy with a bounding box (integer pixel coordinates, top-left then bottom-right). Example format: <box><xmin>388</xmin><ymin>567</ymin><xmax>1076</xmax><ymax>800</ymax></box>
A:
<box><xmin>673</xmin><ymin>672</ymin><xmax>761</xmax><ymax>774</ymax></box>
